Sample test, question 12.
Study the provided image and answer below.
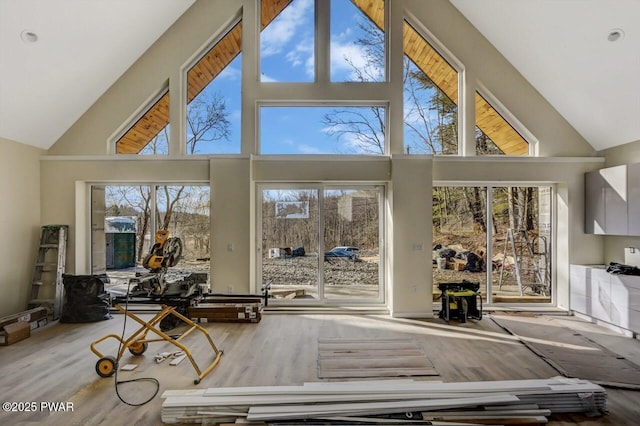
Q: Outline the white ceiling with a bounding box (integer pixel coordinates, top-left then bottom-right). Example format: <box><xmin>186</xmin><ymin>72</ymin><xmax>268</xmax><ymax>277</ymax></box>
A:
<box><xmin>450</xmin><ymin>0</ymin><xmax>640</xmax><ymax>151</ymax></box>
<box><xmin>0</xmin><ymin>0</ymin><xmax>195</xmax><ymax>150</ymax></box>
<box><xmin>0</xmin><ymin>0</ymin><xmax>638</xmax><ymax>151</ymax></box>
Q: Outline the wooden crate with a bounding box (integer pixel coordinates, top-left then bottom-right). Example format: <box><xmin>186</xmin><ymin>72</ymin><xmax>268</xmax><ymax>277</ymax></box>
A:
<box><xmin>447</xmin><ymin>258</ymin><xmax>467</xmax><ymax>271</ymax></box>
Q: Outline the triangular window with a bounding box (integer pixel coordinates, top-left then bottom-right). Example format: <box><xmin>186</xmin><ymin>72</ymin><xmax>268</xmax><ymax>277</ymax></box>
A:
<box><xmin>115</xmin><ymin>90</ymin><xmax>169</xmax><ymax>155</ymax></box>
<box><xmin>475</xmin><ymin>92</ymin><xmax>529</xmax><ymax>155</ymax></box>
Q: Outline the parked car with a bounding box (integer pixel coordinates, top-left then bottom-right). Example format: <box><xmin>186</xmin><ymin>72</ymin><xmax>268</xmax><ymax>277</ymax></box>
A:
<box><xmin>324</xmin><ymin>246</ymin><xmax>359</xmax><ymax>260</ymax></box>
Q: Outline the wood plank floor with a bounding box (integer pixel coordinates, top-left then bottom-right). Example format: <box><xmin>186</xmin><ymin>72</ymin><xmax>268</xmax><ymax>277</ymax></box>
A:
<box><xmin>0</xmin><ymin>312</ymin><xmax>639</xmax><ymax>425</ymax></box>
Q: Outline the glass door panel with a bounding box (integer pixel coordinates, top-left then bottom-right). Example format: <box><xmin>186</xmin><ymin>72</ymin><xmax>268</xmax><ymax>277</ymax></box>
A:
<box><xmin>156</xmin><ymin>185</ymin><xmax>211</xmax><ymax>272</ymax></box>
<box><xmin>261</xmin><ymin>189</ymin><xmax>319</xmax><ymax>300</ymax></box>
<box><xmin>432</xmin><ymin>186</ymin><xmax>488</xmax><ymax>303</ymax></box>
<box><xmin>323</xmin><ymin>188</ymin><xmax>382</xmax><ymax>302</ymax></box>
<box><xmin>491</xmin><ymin>186</ymin><xmax>552</xmax><ymax>302</ymax></box>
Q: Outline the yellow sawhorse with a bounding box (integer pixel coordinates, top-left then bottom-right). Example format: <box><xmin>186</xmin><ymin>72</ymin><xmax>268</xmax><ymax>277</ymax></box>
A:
<box><xmin>90</xmin><ymin>304</ymin><xmax>223</xmax><ymax>384</ymax></box>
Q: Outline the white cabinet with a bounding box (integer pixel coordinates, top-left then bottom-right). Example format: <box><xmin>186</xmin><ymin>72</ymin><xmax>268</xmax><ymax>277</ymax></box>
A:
<box><xmin>629</xmin><ymin>163</ymin><xmax>640</xmax><ymax>235</ymax></box>
<box><xmin>584</xmin><ymin>171</ymin><xmax>606</xmax><ymax>234</ymax></box>
<box><xmin>584</xmin><ymin>163</ymin><xmax>640</xmax><ymax>236</ymax></box>
<box><xmin>570</xmin><ymin>264</ymin><xmax>640</xmax><ymax>333</ymax></box>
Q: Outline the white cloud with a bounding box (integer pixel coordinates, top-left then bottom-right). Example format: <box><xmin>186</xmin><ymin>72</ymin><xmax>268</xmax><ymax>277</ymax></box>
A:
<box><xmin>218</xmin><ymin>64</ymin><xmax>241</xmax><ymax>80</ymax></box>
<box><xmin>330</xmin><ymin>39</ymin><xmax>382</xmax><ymax>81</ymax></box>
<box><xmin>298</xmin><ymin>144</ymin><xmax>326</xmax><ymax>154</ymax></box>
<box><xmin>260</xmin><ymin>73</ymin><xmax>279</xmax><ymax>83</ymax></box>
<box><xmin>261</xmin><ymin>0</ymin><xmax>313</xmax><ymax>57</ymax></box>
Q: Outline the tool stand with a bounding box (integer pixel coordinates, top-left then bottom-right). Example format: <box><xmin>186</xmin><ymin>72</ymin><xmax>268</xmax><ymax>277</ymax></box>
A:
<box><xmin>90</xmin><ymin>304</ymin><xmax>223</xmax><ymax>384</ymax></box>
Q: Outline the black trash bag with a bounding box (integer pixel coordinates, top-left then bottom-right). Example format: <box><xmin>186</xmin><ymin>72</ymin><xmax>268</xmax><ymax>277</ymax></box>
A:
<box><xmin>464</xmin><ymin>252</ymin><xmax>484</xmax><ymax>273</ymax></box>
<box><xmin>606</xmin><ymin>262</ymin><xmax>640</xmax><ymax>276</ymax></box>
<box><xmin>60</xmin><ymin>274</ymin><xmax>112</xmax><ymax>323</ymax></box>
<box><xmin>292</xmin><ymin>246</ymin><xmax>306</xmax><ymax>257</ymax></box>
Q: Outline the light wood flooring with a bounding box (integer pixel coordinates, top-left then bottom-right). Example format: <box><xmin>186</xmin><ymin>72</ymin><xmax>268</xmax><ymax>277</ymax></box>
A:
<box><xmin>1</xmin><ymin>311</ymin><xmax>639</xmax><ymax>425</ymax></box>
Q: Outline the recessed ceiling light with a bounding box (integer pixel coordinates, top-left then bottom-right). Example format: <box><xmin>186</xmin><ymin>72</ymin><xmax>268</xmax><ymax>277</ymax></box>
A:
<box><xmin>20</xmin><ymin>30</ymin><xmax>38</xmax><ymax>43</ymax></box>
<box><xmin>607</xmin><ymin>28</ymin><xmax>624</xmax><ymax>42</ymax></box>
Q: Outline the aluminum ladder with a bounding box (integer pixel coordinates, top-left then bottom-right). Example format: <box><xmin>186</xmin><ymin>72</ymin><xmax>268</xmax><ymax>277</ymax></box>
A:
<box><xmin>28</xmin><ymin>225</ymin><xmax>68</xmax><ymax>320</ymax></box>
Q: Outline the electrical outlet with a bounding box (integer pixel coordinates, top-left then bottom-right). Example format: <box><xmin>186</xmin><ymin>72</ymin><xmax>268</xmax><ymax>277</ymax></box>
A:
<box><xmin>227</xmin><ymin>285</ymin><xmax>234</xmax><ymax>294</ymax></box>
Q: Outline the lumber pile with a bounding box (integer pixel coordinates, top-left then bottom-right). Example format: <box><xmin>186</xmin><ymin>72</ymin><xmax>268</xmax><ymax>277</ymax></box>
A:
<box><xmin>188</xmin><ymin>298</ymin><xmax>263</xmax><ymax>323</ymax></box>
<box><xmin>161</xmin><ymin>377</ymin><xmax>607</xmax><ymax>424</ymax></box>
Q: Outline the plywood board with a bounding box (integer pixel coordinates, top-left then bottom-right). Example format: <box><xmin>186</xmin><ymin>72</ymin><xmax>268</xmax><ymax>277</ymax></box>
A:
<box><xmin>317</xmin><ymin>337</ymin><xmax>438</xmax><ymax>379</ymax></box>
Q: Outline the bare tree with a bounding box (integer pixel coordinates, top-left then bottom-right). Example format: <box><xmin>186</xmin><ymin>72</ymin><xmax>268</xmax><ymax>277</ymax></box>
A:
<box><xmin>322</xmin><ymin>15</ymin><xmax>458</xmax><ymax>156</ymax></box>
<box><xmin>187</xmin><ymin>93</ymin><xmax>231</xmax><ymax>154</ymax></box>
<box><xmin>322</xmin><ymin>108</ymin><xmax>385</xmax><ymax>154</ymax></box>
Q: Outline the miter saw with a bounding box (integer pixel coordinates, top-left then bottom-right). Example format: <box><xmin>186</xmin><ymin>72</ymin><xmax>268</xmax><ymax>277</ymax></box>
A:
<box><xmin>125</xmin><ymin>229</ymin><xmax>206</xmax><ymax>299</ymax></box>
<box><xmin>115</xmin><ymin>230</ymin><xmax>207</xmax><ymax>330</ymax></box>
<box><xmin>114</xmin><ymin>229</ymin><xmax>271</xmax><ymax>331</ymax></box>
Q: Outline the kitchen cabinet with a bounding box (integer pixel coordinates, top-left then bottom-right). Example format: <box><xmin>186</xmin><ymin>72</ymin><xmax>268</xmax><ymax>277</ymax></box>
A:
<box><xmin>629</xmin><ymin>163</ymin><xmax>640</xmax><ymax>235</ymax></box>
<box><xmin>585</xmin><ymin>163</ymin><xmax>640</xmax><ymax>236</ymax></box>
<box><xmin>570</xmin><ymin>264</ymin><xmax>640</xmax><ymax>333</ymax></box>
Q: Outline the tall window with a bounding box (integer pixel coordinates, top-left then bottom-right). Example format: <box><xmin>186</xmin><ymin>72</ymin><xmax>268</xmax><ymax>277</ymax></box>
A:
<box><xmin>403</xmin><ymin>21</ymin><xmax>459</xmax><ymax>155</ymax></box>
<box><xmin>186</xmin><ymin>22</ymin><xmax>242</xmax><ymax>154</ymax></box>
<box><xmin>330</xmin><ymin>0</ymin><xmax>385</xmax><ymax>82</ymax></box>
<box><xmin>261</xmin><ymin>0</ymin><xmax>315</xmax><ymax>82</ymax></box>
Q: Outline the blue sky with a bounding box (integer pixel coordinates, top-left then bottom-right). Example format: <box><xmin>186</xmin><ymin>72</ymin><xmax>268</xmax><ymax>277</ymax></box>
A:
<box><xmin>189</xmin><ymin>0</ymin><xmax>388</xmax><ymax>155</ymax></box>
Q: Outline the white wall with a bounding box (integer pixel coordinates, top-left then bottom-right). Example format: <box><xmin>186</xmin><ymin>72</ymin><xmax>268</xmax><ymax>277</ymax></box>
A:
<box><xmin>0</xmin><ymin>138</ymin><xmax>44</xmax><ymax>317</ymax></box>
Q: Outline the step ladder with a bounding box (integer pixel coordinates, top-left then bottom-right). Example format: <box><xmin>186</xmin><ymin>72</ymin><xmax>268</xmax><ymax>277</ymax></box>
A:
<box><xmin>498</xmin><ymin>228</ymin><xmax>550</xmax><ymax>297</ymax></box>
<box><xmin>28</xmin><ymin>225</ymin><xmax>68</xmax><ymax>320</ymax></box>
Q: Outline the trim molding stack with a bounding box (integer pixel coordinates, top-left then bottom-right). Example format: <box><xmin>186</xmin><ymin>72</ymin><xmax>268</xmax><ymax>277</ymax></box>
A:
<box><xmin>161</xmin><ymin>376</ymin><xmax>606</xmax><ymax>424</ymax></box>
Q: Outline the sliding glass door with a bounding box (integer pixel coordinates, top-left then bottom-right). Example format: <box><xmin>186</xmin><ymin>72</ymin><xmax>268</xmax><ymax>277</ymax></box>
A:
<box><xmin>433</xmin><ymin>184</ymin><xmax>553</xmax><ymax>304</ymax></box>
<box><xmin>259</xmin><ymin>185</ymin><xmax>384</xmax><ymax>304</ymax></box>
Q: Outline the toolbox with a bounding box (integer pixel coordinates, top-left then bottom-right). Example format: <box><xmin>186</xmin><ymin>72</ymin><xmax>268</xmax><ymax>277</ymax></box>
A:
<box><xmin>437</xmin><ymin>281</ymin><xmax>482</xmax><ymax>323</ymax></box>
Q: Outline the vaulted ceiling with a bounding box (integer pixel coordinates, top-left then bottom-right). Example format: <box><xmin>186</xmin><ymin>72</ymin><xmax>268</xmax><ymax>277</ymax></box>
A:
<box><xmin>1</xmin><ymin>0</ymin><xmax>638</xmax><ymax>152</ymax></box>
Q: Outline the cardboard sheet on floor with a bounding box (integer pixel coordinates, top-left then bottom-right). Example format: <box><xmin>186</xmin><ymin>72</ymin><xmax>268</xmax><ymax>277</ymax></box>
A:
<box><xmin>491</xmin><ymin>314</ymin><xmax>640</xmax><ymax>387</ymax></box>
<box><xmin>317</xmin><ymin>337</ymin><xmax>438</xmax><ymax>379</ymax></box>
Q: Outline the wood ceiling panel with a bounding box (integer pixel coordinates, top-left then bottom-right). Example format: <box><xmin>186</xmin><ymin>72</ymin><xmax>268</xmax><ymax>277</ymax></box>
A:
<box><xmin>403</xmin><ymin>22</ymin><xmax>459</xmax><ymax>103</ymax></box>
<box><xmin>352</xmin><ymin>0</ymin><xmax>384</xmax><ymax>29</ymax></box>
<box><xmin>186</xmin><ymin>22</ymin><xmax>242</xmax><ymax>103</ymax></box>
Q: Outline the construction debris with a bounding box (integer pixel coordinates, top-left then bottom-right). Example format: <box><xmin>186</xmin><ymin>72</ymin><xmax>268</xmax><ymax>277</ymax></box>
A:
<box><xmin>160</xmin><ymin>377</ymin><xmax>607</xmax><ymax>424</ymax></box>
